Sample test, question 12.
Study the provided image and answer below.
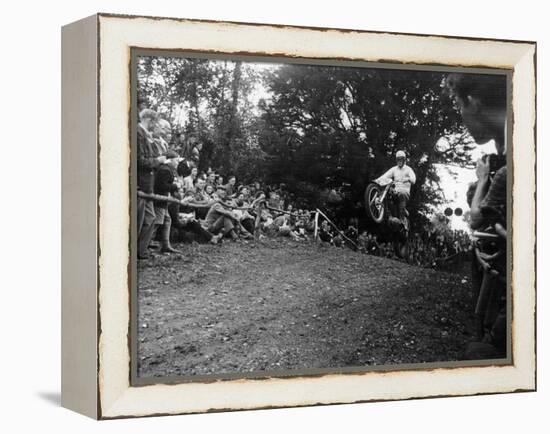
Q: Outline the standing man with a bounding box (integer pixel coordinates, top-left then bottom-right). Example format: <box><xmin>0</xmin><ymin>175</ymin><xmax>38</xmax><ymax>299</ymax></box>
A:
<box><xmin>175</xmin><ymin>132</ymin><xmax>187</xmax><ymax>157</ymax></box>
<box><xmin>375</xmin><ymin>150</ymin><xmax>416</xmax><ymax>224</ymax></box>
<box><xmin>145</xmin><ymin>150</ymin><xmax>182</xmax><ymax>254</ymax></box>
<box><xmin>137</xmin><ymin>109</ymin><xmax>166</xmax><ymax>259</ymax></box>
<box><xmin>153</xmin><ymin>118</ymin><xmax>173</xmax><ymax>154</ymax></box>
<box><xmin>187</xmin><ymin>135</ymin><xmax>202</xmax><ymax>168</ymax></box>
<box><xmin>151</xmin><ymin>119</ymin><xmax>179</xmax><ymax>254</ymax></box>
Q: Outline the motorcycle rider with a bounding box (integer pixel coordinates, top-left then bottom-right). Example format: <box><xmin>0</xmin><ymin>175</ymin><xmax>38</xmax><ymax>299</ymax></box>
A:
<box><xmin>374</xmin><ymin>150</ymin><xmax>416</xmax><ymax>227</ymax></box>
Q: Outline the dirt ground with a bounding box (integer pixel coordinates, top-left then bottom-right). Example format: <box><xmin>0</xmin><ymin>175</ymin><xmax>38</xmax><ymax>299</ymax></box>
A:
<box><xmin>137</xmin><ymin>238</ymin><xmax>475</xmax><ymax>379</ymax></box>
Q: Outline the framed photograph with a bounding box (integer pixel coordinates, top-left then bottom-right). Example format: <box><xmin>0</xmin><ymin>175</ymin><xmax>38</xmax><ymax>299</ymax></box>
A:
<box><xmin>61</xmin><ymin>13</ymin><xmax>536</xmax><ymax>419</ymax></box>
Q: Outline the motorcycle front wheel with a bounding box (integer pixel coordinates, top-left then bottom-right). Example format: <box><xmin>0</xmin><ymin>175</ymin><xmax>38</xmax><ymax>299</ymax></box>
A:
<box><xmin>365</xmin><ymin>183</ymin><xmax>386</xmax><ymax>224</ymax></box>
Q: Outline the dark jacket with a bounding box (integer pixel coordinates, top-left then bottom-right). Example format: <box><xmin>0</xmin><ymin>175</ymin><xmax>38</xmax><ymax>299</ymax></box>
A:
<box><xmin>154</xmin><ymin>164</ymin><xmax>179</xmax><ymax>208</ymax></box>
<box><xmin>137</xmin><ymin>124</ymin><xmax>160</xmax><ymax>193</ymax></box>
<box><xmin>155</xmin><ymin>164</ymin><xmax>178</xmax><ymax>196</ymax></box>
<box><xmin>480</xmin><ymin>166</ymin><xmax>507</xmax><ymax>227</ymax></box>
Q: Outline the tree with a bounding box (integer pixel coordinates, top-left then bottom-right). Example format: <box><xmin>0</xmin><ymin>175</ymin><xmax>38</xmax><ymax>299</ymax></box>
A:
<box><xmin>137</xmin><ymin>57</ymin><xmax>263</xmax><ymax>176</ymax></box>
<box><xmin>259</xmin><ymin>64</ymin><xmax>470</xmax><ymax>226</ymax></box>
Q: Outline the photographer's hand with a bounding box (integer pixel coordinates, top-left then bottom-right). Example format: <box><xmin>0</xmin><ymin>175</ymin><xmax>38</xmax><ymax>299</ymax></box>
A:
<box><xmin>495</xmin><ymin>223</ymin><xmax>507</xmax><ymax>239</ymax></box>
<box><xmin>476</xmin><ymin>157</ymin><xmax>490</xmax><ymax>182</ymax></box>
<box><xmin>474</xmin><ymin>247</ymin><xmax>500</xmax><ymax>277</ymax></box>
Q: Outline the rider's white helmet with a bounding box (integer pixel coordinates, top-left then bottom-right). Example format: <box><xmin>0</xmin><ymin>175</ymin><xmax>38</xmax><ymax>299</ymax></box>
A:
<box><xmin>395</xmin><ymin>150</ymin><xmax>406</xmax><ymax>159</ymax></box>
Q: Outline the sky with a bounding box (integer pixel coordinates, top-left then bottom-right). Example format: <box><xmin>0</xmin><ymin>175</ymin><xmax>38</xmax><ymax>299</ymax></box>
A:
<box><xmin>434</xmin><ymin>140</ymin><xmax>497</xmax><ymax>231</ymax></box>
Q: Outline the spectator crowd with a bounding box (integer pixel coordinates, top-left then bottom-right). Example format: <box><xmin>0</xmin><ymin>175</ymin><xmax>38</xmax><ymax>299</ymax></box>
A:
<box><xmin>136</xmin><ymin>107</ymin><xmax>328</xmax><ymax>259</ymax></box>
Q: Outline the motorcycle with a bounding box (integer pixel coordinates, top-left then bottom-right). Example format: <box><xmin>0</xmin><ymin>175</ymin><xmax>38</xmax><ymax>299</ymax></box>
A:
<box><xmin>364</xmin><ymin>178</ymin><xmax>410</xmax><ymax>258</ymax></box>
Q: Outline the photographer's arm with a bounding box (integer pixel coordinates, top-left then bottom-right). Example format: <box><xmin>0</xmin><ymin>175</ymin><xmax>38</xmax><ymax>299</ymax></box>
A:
<box><xmin>470</xmin><ymin>159</ymin><xmax>490</xmax><ymax>230</ymax></box>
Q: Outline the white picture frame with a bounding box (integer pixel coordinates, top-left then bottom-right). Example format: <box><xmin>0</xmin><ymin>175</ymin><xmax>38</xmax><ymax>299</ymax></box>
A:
<box><xmin>61</xmin><ymin>13</ymin><xmax>536</xmax><ymax>419</ymax></box>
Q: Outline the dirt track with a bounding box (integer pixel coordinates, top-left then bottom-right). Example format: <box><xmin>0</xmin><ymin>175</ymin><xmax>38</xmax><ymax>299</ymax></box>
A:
<box><xmin>137</xmin><ymin>238</ymin><xmax>475</xmax><ymax>378</ymax></box>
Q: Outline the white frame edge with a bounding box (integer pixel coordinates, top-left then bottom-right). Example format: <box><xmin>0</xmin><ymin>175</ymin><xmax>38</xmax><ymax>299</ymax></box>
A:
<box><xmin>61</xmin><ymin>14</ymin><xmax>99</xmax><ymax>419</ymax></box>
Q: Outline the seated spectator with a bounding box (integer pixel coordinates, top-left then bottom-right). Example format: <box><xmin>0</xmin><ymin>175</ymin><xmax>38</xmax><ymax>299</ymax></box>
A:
<box><xmin>171</xmin><ymin>191</ymin><xmax>222</xmax><ymax>245</ymax></box>
<box><xmin>197</xmin><ymin>171</ymin><xmax>207</xmax><ymax>181</ymax></box>
<box><xmin>248</xmin><ymin>181</ymin><xmax>261</xmax><ymax>198</ymax></box>
<box><xmin>233</xmin><ymin>192</ymin><xmax>255</xmax><ymax>235</ymax></box>
<box><xmin>182</xmin><ymin>167</ymin><xmax>198</xmax><ymax>193</ymax></box>
<box><xmin>319</xmin><ymin>220</ymin><xmax>333</xmax><ymax>243</ymax></box>
<box><xmin>204</xmin><ymin>186</ymin><xmax>240</xmax><ymax>240</ymax></box>
<box><xmin>271</xmin><ymin>212</ymin><xmax>289</xmax><ymax>230</ymax></box>
<box><xmin>204</xmin><ymin>184</ymin><xmax>215</xmax><ymax>198</ymax></box>
<box><xmin>366</xmin><ymin>234</ymin><xmax>381</xmax><ymax>256</ymax></box>
<box><xmin>303</xmin><ymin>211</ymin><xmax>316</xmax><ymax>233</ymax></box>
<box><xmin>206</xmin><ymin>171</ymin><xmax>217</xmax><ymax>188</ymax></box>
<box><xmin>267</xmin><ymin>191</ymin><xmax>283</xmax><ymax>217</ymax></box>
<box><xmin>238</xmin><ymin>185</ymin><xmax>251</xmax><ymax>201</ymax></box>
<box><xmin>190</xmin><ymin>176</ymin><xmax>213</xmax><ymax>219</ymax></box>
<box><xmin>358</xmin><ymin>231</ymin><xmax>369</xmax><ymax>253</ymax></box>
<box><xmin>345</xmin><ymin>224</ymin><xmax>358</xmax><ymax>242</ymax></box>
<box><xmin>254</xmin><ymin>190</ymin><xmax>266</xmax><ymax>202</ymax></box>
<box><xmin>225</xmin><ymin>175</ymin><xmax>237</xmax><ymax>197</ymax></box>
<box><xmin>332</xmin><ymin>234</ymin><xmax>344</xmax><ymax>247</ymax></box>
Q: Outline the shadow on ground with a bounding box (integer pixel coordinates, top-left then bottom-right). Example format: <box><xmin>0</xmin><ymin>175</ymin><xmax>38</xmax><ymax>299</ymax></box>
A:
<box><xmin>37</xmin><ymin>391</ymin><xmax>61</xmax><ymax>407</ymax></box>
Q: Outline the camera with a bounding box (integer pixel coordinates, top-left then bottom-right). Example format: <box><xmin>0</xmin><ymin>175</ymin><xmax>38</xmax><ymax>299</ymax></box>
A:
<box><xmin>484</xmin><ymin>154</ymin><xmax>506</xmax><ymax>176</ymax></box>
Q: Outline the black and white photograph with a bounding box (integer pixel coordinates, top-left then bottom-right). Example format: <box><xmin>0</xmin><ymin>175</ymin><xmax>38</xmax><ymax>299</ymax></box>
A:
<box><xmin>133</xmin><ymin>53</ymin><xmax>509</xmax><ymax>381</ymax></box>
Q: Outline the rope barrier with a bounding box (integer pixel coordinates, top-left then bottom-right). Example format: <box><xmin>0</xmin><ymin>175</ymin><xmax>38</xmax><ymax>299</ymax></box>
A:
<box><xmin>315</xmin><ymin>208</ymin><xmax>359</xmax><ymax>251</ymax></box>
<box><xmin>138</xmin><ymin>190</ymin><xmax>251</xmax><ymax>210</ymax></box>
<box><xmin>140</xmin><ymin>191</ymin><xmax>356</xmax><ymax>251</ymax></box>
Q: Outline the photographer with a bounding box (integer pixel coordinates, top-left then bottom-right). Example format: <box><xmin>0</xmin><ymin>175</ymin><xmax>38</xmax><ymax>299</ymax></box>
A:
<box><xmin>446</xmin><ymin>73</ymin><xmax>507</xmax><ymax>359</ymax></box>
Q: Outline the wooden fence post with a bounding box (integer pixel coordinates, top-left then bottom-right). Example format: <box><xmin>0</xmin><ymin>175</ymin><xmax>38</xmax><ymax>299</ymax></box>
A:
<box><xmin>314</xmin><ymin>210</ymin><xmax>319</xmax><ymax>242</ymax></box>
<box><xmin>254</xmin><ymin>200</ymin><xmax>263</xmax><ymax>243</ymax></box>
<box><xmin>316</xmin><ymin>209</ymin><xmax>359</xmax><ymax>251</ymax></box>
